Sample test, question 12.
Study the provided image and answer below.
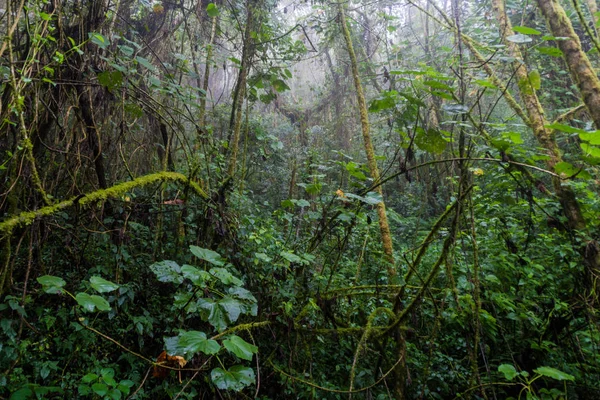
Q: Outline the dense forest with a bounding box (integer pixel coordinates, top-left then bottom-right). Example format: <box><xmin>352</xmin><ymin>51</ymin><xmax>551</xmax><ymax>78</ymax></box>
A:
<box><xmin>2</xmin><ymin>0</ymin><xmax>600</xmax><ymax>398</ymax></box>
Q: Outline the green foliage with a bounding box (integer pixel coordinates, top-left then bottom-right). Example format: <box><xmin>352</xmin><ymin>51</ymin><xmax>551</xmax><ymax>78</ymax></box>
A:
<box><xmin>3</xmin><ymin>0</ymin><xmax>600</xmax><ymax>399</ymax></box>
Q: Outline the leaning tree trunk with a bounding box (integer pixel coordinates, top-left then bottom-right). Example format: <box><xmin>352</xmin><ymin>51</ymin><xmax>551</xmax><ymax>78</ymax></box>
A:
<box><xmin>338</xmin><ymin>4</ymin><xmax>406</xmax><ymax>399</ymax></box>
<box><xmin>227</xmin><ymin>0</ymin><xmax>259</xmax><ymax>177</ymax></box>
<box><xmin>535</xmin><ymin>0</ymin><xmax>600</xmax><ymax>304</ymax></box>
<box><xmin>493</xmin><ymin>0</ymin><xmax>585</xmax><ymax>230</ymax></box>
<box><xmin>338</xmin><ymin>3</ymin><xmax>395</xmax><ymax>271</ymax></box>
<box><xmin>537</xmin><ymin>0</ymin><xmax>600</xmax><ymax>129</ymax></box>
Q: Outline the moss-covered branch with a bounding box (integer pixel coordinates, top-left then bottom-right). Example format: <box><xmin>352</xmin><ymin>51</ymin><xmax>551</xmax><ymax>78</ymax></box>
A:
<box><xmin>0</xmin><ymin>171</ymin><xmax>208</xmax><ymax>237</ymax></box>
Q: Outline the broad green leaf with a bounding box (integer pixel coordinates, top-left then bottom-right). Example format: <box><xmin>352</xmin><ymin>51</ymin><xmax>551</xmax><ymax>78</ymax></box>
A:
<box><xmin>554</xmin><ymin>162</ymin><xmax>579</xmax><ymax>178</ymax></box>
<box><xmin>211</xmin><ymin>366</ymin><xmax>255</xmax><ymax>391</ymax></box>
<box><xmin>10</xmin><ymin>388</ymin><xmax>33</xmax><ymax>400</ymax></box>
<box><xmin>513</xmin><ymin>26</ymin><xmax>541</xmax><ymax>35</ymax></box>
<box><xmin>504</xmin><ymin>132</ymin><xmax>523</xmax><ymax>145</ymax></box>
<box><xmin>415</xmin><ymin>128</ymin><xmax>447</xmax><ymax>154</ymax></box>
<box><xmin>280</xmin><ymin>251</ymin><xmax>302</xmax><ymax>263</ymax></box>
<box><xmin>474</xmin><ymin>79</ymin><xmax>497</xmax><ymax>89</ymax></box>
<box><xmin>345</xmin><ymin>192</ymin><xmax>381</xmax><ymax>205</ymax></box>
<box><xmin>98</xmin><ymin>71</ymin><xmax>123</xmax><ymax>92</ymax></box>
<box><xmin>37</xmin><ymin>275</ymin><xmax>66</xmax><ymax>294</ymax></box>
<box><xmin>228</xmin><ymin>286</ymin><xmax>257</xmax><ymax>303</ymax></box>
<box><xmin>75</xmin><ymin>293</ymin><xmax>111</xmax><ymax>312</ymax></box>
<box><xmin>578</xmin><ymin>131</ymin><xmax>600</xmax><ymax>144</ymax></box>
<box><xmin>210</xmin><ymin>267</ymin><xmax>243</xmax><ymax>286</ymax></box>
<box><xmin>223</xmin><ymin>335</ymin><xmax>258</xmax><ymax>361</ymax></box>
<box><xmin>506</xmin><ymin>33</ymin><xmax>532</xmax><ymax>44</ymax></box>
<box><xmin>345</xmin><ymin>161</ymin><xmax>367</xmax><ymax>180</ymax></box>
<box><xmin>181</xmin><ymin>264</ymin><xmax>210</xmax><ymax>286</ymax></box>
<box><xmin>529</xmin><ymin>70</ymin><xmax>541</xmax><ymax>90</ymax></box>
<box><xmin>423</xmin><ymin>80</ymin><xmax>453</xmax><ymax>91</ymax></box>
<box><xmin>498</xmin><ymin>364</ymin><xmax>518</xmax><ymax>381</ymax></box>
<box><xmin>431</xmin><ymin>90</ymin><xmax>453</xmax><ymax>100</ymax></box>
<box><xmin>305</xmin><ymin>182</ymin><xmax>322</xmax><ymax>195</ymax></box>
<box><xmin>545</xmin><ymin>123</ymin><xmax>587</xmax><ymax>134</ymax></box>
<box><xmin>281</xmin><ymin>199</ymin><xmax>294</xmax><ymax>208</ymax></box>
<box><xmin>118</xmin><ymin>45</ymin><xmax>134</xmax><ymax>57</ymax></box>
<box><xmin>533</xmin><ymin>366</ymin><xmax>575</xmax><ymax>381</ymax></box>
<box><xmin>117</xmin><ymin>380</ymin><xmax>134</xmax><ymax>395</ymax></box>
<box><xmin>82</xmin><ymin>373</ymin><xmax>99</xmax><ymax>383</ymax></box>
<box><xmin>369</xmin><ymin>95</ymin><xmax>396</xmax><ymax>112</ymax></box>
<box><xmin>581</xmin><ymin>143</ymin><xmax>600</xmax><ymax>157</ymax></box>
<box><xmin>89</xmin><ymin>33</ymin><xmax>109</xmax><ymax>49</ymax></box>
<box><xmin>207</xmin><ymin>3</ymin><xmax>220</xmax><ymax>17</ymax></box>
<box><xmin>271</xmin><ymin>79</ymin><xmax>290</xmax><ymax>92</ymax></box>
<box><xmin>399</xmin><ymin>92</ymin><xmax>426</xmax><ymax>106</ymax></box>
<box><xmin>178</xmin><ymin>331</ymin><xmax>221</xmax><ymax>355</ymax></box>
<box><xmin>92</xmin><ymin>383</ymin><xmax>108</xmax><ymax>396</ymax></box>
<box><xmin>190</xmin><ymin>245</ymin><xmax>225</xmax><ymax>266</ymax></box>
<box><xmin>198</xmin><ymin>298</ymin><xmax>228</xmax><ymax>331</ymax></box>
<box><xmin>218</xmin><ymin>297</ymin><xmax>243</xmax><ymax>323</ymax></box>
<box><xmin>107</xmin><ymin>388</ymin><xmax>121</xmax><ymax>399</ymax></box>
<box><xmin>364</xmin><ymin>191</ymin><xmax>383</xmax><ymax>204</ymax></box>
<box><xmin>135</xmin><ymin>56</ymin><xmax>155</xmax><ymax>71</ymax></box>
<box><xmin>89</xmin><ymin>276</ymin><xmax>119</xmax><ymax>293</ymax></box>
<box><xmin>537</xmin><ymin>46</ymin><xmax>563</xmax><ymax>57</ymax></box>
<box><xmin>150</xmin><ymin>260</ymin><xmax>184</xmax><ymax>284</ymax></box>
<box><xmin>164</xmin><ymin>336</ymin><xmax>181</xmax><ymax>356</ymax></box>
<box><xmin>295</xmin><ymin>199</ymin><xmax>310</xmax><ymax>207</ymax></box>
<box><xmin>541</xmin><ymin>35</ymin><xmax>569</xmax><ymax>41</ymax></box>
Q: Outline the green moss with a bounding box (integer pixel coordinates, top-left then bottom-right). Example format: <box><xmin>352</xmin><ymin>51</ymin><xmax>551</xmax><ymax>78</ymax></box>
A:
<box><xmin>0</xmin><ymin>172</ymin><xmax>208</xmax><ymax>238</ymax></box>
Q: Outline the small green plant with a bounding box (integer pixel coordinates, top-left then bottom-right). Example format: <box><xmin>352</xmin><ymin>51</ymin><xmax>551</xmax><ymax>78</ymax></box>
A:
<box><xmin>78</xmin><ymin>368</ymin><xmax>134</xmax><ymax>399</ymax></box>
<box><xmin>149</xmin><ymin>245</ymin><xmax>259</xmax><ymax>392</ymax></box>
<box><xmin>498</xmin><ymin>364</ymin><xmax>575</xmax><ymax>399</ymax></box>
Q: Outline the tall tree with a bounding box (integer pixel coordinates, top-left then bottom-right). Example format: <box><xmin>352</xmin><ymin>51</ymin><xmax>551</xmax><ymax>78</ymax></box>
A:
<box><xmin>338</xmin><ymin>2</ymin><xmax>395</xmax><ymax>272</ymax></box>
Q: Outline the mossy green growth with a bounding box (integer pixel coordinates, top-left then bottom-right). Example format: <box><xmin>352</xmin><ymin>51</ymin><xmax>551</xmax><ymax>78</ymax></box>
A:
<box><xmin>0</xmin><ymin>171</ymin><xmax>208</xmax><ymax>238</ymax></box>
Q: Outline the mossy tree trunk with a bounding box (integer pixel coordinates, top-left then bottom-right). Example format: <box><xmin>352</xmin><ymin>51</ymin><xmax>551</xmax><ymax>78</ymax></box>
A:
<box><xmin>338</xmin><ymin>3</ymin><xmax>395</xmax><ymax>272</ymax></box>
<box><xmin>493</xmin><ymin>0</ymin><xmax>586</xmax><ymax>230</ymax></box>
<box><xmin>535</xmin><ymin>0</ymin><xmax>600</xmax><ymax>304</ymax></box>
<box><xmin>537</xmin><ymin>0</ymin><xmax>600</xmax><ymax>129</ymax></box>
<box><xmin>227</xmin><ymin>0</ymin><xmax>259</xmax><ymax>178</ymax></box>
<box><xmin>338</xmin><ymin>4</ymin><xmax>406</xmax><ymax>398</ymax></box>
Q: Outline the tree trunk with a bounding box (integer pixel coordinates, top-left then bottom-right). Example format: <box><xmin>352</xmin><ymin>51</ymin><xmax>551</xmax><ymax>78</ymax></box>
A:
<box><xmin>200</xmin><ymin>15</ymin><xmax>218</xmax><ymax>128</ymax></box>
<box><xmin>338</xmin><ymin>3</ymin><xmax>395</xmax><ymax>271</ymax></box>
<box><xmin>537</xmin><ymin>0</ymin><xmax>600</xmax><ymax>129</ymax></box>
<box><xmin>535</xmin><ymin>0</ymin><xmax>600</xmax><ymax>305</ymax></box>
<box><xmin>227</xmin><ymin>0</ymin><xmax>257</xmax><ymax>177</ymax></box>
<box><xmin>338</xmin><ymin>4</ymin><xmax>405</xmax><ymax>398</ymax></box>
<box><xmin>493</xmin><ymin>0</ymin><xmax>586</xmax><ymax>231</ymax></box>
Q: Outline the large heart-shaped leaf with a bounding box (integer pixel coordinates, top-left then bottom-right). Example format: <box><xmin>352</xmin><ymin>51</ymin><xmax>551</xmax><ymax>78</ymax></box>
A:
<box><xmin>498</xmin><ymin>364</ymin><xmax>518</xmax><ymax>381</ymax></box>
<box><xmin>211</xmin><ymin>366</ymin><xmax>255</xmax><ymax>391</ymax></box>
<box><xmin>223</xmin><ymin>335</ymin><xmax>258</xmax><ymax>361</ymax></box>
<box><xmin>181</xmin><ymin>264</ymin><xmax>211</xmax><ymax>286</ymax></box>
<box><xmin>89</xmin><ymin>276</ymin><xmax>119</xmax><ymax>293</ymax></box>
<box><xmin>197</xmin><ymin>298</ymin><xmax>228</xmax><ymax>331</ymax></box>
<box><xmin>218</xmin><ymin>297</ymin><xmax>243</xmax><ymax>323</ymax></box>
<box><xmin>75</xmin><ymin>293</ymin><xmax>111</xmax><ymax>312</ymax></box>
<box><xmin>37</xmin><ymin>275</ymin><xmax>66</xmax><ymax>294</ymax></box>
<box><xmin>209</xmin><ymin>267</ymin><xmax>242</xmax><ymax>286</ymax></box>
<box><xmin>150</xmin><ymin>260</ymin><xmax>183</xmax><ymax>284</ymax></box>
<box><xmin>533</xmin><ymin>366</ymin><xmax>575</xmax><ymax>381</ymax></box>
<box><xmin>190</xmin><ymin>245</ymin><xmax>225</xmax><ymax>266</ymax></box>
<box><xmin>178</xmin><ymin>331</ymin><xmax>221</xmax><ymax>355</ymax></box>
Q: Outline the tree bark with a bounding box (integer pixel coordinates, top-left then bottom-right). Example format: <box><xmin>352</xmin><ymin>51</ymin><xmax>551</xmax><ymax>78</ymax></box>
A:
<box><xmin>339</xmin><ymin>4</ymin><xmax>405</xmax><ymax>398</ymax></box>
<box><xmin>227</xmin><ymin>0</ymin><xmax>258</xmax><ymax>177</ymax></box>
<box><xmin>338</xmin><ymin>4</ymin><xmax>395</xmax><ymax>271</ymax></box>
<box><xmin>494</xmin><ymin>0</ymin><xmax>586</xmax><ymax>230</ymax></box>
<box><xmin>537</xmin><ymin>0</ymin><xmax>600</xmax><ymax>129</ymax></box>
<box><xmin>535</xmin><ymin>0</ymin><xmax>600</xmax><ymax>305</ymax></box>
